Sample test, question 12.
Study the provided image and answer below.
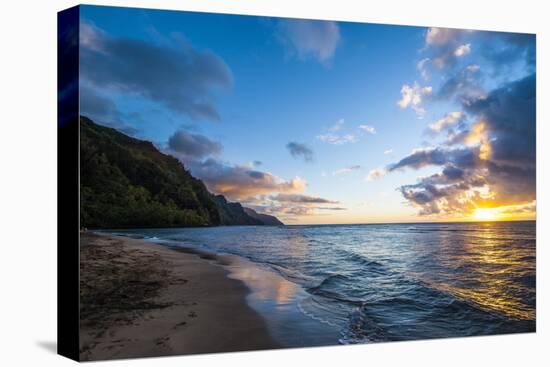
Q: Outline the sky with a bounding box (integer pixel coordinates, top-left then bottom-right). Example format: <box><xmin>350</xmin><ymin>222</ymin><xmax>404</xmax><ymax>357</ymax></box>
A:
<box><xmin>78</xmin><ymin>5</ymin><xmax>536</xmax><ymax>224</ymax></box>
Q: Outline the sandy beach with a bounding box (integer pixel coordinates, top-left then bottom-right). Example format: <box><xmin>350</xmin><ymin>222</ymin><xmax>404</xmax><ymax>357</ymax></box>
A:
<box><xmin>79</xmin><ymin>233</ymin><xmax>279</xmax><ymax>361</ymax></box>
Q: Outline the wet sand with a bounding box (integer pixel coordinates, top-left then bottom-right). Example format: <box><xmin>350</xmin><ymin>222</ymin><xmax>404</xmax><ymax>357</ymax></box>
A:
<box><xmin>79</xmin><ymin>233</ymin><xmax>279</xmax><ymax>361</ymax></box>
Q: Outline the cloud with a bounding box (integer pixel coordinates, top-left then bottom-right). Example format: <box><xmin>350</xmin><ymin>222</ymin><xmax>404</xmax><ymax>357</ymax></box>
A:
<box><xmin>80</xmin><ymin>22</ymin><xmax>232</xmax><ymax>121</ymax></box>
<box><xmin>435</xmin><ymin>63</ymin><xmax>484</xmax><ymax>101</ymax></box>
<box><xmin>386</xmin><ymin>74</ymin><xmax>535</xmax><ymax>217</ymax></box>
<box><xmin>333</xmin><ymin>165</ymin><xmax>361</xmax><ymax>175</ymax></box>
<box><xmin>397</xmin><ymin>82</ymin><xmax>432</xmax><ymax>117</ymax></box>
<box><xmin>316</xmin><ymin>207</ymin><xmax>347</xmax><ymax>211</ymax></box>
<box><xmin>248</xmin><ymin>203</ymin><xmax>341</xmax><ymax>218</ymax></box>
<box><xmin>396</xmin><ymin>159</ymin><xmax>536</xmax><ymax>216</ymax></box>
<box><xmin>398</xmin><ymin>180</ymin><xmax>475</xmax><ymax>216</ymax></box>
<box><xmin>188</xmin><ymin>158</ymin><xmax>306</xmax><ymax>200</ymax></box>
<box><xmin>425</xmin><ymin>27</ymin><xmax>468</xmax><ymax>46</ymax></box>
<box><xmin>422</xmin><ymin>27</ymin><xmax>534</xmax><ymax>79</ymax></box>
<box><xmin>366</xmin><ymin>168</ymin><xmax>387</xmax><ymax>181</ymax></box>
<box><xmin>466</xmin><ymin>64</ymin><xmax>480</xmax><ymax>73</ymax></box>
<box><xmin>454</xmin><ymin>43</ymin><xmax>471</xmax><ymax>57</ymax></box>
<box><xmin>167</xmin><ymin>130</ymin><xmax>222</xmax><ymax>159</ymax></box>
<box><xmin>80</xmin><ymin>85</ymin><xmax>139</xmax><ymax>135</ymax></box>
<box><xmin>269</xmin><ymin>193</ymin><xmax>339</xmax><ymax>204</ymax></box>
<box><xmin>462</xmin><ymin>73</ymin><xmax>536</xmax><ymax>166</ymax></box>
<box><xmin>286</xmin><ymin>142</ymin><xmax>314</xmax><ymax>162</ymax></box>
<box><xmin>317</xmin><ymin>133</ymin><xmax>356</xmax><ymax>145</ymax></box>
<box><xmin>384</xmin><ymin>149</ymin><xmax>393</xmax><ymax>155</ymax></box>
<box><xmin>417</xmin><ymin>58</ymin><xmax>431</xmax><ymax>80</ymax></box>
<box><xmin>497</xmin><ymin>201</ymin><xmax>536</xmax><ymax>215</ymax></box>
<box><xmin>424</xmin><ymin>28</ymin><xmax>534</xmax><ymax>85</ymax></box>
<box><xmin>389</xmin><ymin>28</ymin><xmax>535</xmax><ymax>218</ymax></box>
<box><xmin>247</xmin><ymin>193</ymin><xmax>344</xmax><ymax>219</ymax></box>
<box><xmin>428</xmin><ymin>111</ymin><xmax>464</xmax><ymax>133</ymax></box>
<box><xmin>277</xmin><ymin>19</ymin><xmax>341</xmax><ymax>63</ymax></box>
<box><xmin>419</xmin><ymin>29</ymin><xmax>481</xmax><ymax>101</ymax></box>
<box><xmin>427</xmin><ymin>31</ymin><xmax>535</xmax><ymax>114</ymax></box>
<box><xmin>358</xmin><ymin>125</ymin><xmax>376</xmax><ymax>134</ymax></box>
<box><xmin>389</xmin><ymin>146</ymin><xmax>478</xmax><ymax>172</ymax></box>
<box><xmin>317</xmin><ymin>119</ymin><xmax>357</xmax><ymax>144</ymax></box>
<box><xmin>424</xmin><ymin>27</ymin><xmax>474</xmax><ymax>69</ymax></box>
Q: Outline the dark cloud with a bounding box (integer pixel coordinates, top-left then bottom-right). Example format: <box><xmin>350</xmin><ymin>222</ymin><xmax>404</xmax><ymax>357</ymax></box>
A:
<box><xmin>286</xmin><ymin>142</ymin><xmax>314</xmax><ymax>162</ymax></box>
<box><xmin>463</xmin><ymin>73</ymin><xmax>536</xmax><ymax>166</ymax></box>
<box><xmin>80</xmin><ymin>22</ymin><xmax>232</xmax><ymax>121</ymax></box>
<box><xmin>485</xmin><ymin>161</ymin><xmax>535</xmax><ymax>206</ymax></box>
<box><xmin>246</xmin><ymin>170</ymin><xmax>265</xmax><ymax>179</ymax></box>
<box><xmin>80</xmin><ymin>86</ymin><xmax>139</xmax><ymax>136</ymax></box>
<box><xmin>187</xmin><ymin>158</ymin><xmax>306</xmax><ymax>200</ymax></box>
<box><xmin>167</xmin><ymin>130</ymin><xmax>222</xmax><ymax>159</ymax></box>
<box><xmin>442</xmin><ymin>165</ymin><xmax>464</xmax><ymax>180</ymax></box>
<box><xmin>389</xmin><ymin>147</ymin><xmax>479</xmax><ymax>172</ymax></box>
<box><xmin>270</xmin><ymin>193</ymin><xmax>339</xmax><ymax>204</ymax></box>
<box><xmin>398</xmin><ymin>171</ymin><xmax>488</xmax><ymax>215</ymax></box>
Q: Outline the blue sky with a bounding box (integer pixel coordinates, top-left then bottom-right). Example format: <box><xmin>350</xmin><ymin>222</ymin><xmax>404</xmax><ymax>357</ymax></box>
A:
<box><xmin>79</xmin><ymin>5</ymin><xmax>536</xmax><ymax>224</ymax></box>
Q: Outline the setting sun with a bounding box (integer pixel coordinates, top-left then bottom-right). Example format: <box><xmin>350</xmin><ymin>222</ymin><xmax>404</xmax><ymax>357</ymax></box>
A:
<box><xmin>473</xmin><ymin>208</ymin><xmax>499</xmax><ymax>221</ymax></box>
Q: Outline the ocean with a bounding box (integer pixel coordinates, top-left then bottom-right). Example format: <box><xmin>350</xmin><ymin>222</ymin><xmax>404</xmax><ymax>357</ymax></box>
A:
<box><xmin>109</xmin><ymin>221</ymin><xmax>536</xmax><ymax>344</ymax></box>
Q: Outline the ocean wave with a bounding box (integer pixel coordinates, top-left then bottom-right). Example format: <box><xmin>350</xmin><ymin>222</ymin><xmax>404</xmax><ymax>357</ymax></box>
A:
<box><xmin>297</xmin><ymin>298</ymin><xmax>340</xmax><ymax>328</ymax></box>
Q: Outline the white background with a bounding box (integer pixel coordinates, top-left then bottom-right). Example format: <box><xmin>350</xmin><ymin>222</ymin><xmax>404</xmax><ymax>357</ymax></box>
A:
<box><xmin>0</xmin><ymin>0</ymin><xmax>548</xmax><ymax>365</ymax></box>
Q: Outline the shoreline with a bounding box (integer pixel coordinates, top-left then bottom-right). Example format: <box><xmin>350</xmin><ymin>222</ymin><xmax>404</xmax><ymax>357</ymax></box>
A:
<box><xmin>79</xmin><ymin>233</ymin><xmax>280</xmax><ymax>361</ymax></box>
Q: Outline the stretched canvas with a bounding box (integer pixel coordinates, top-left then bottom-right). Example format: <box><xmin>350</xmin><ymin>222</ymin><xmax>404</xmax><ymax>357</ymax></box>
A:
<box><xmin>58</xmin><ymin>4</ymin><xmax>536</xmax><ymax>361</ymax></box>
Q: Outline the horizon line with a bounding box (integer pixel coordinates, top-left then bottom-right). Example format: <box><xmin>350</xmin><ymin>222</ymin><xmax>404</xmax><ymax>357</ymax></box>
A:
<box><xmin>284</xmin><ymin>218</ymin><xmax>536</xmax><ymax>226</ymax></box>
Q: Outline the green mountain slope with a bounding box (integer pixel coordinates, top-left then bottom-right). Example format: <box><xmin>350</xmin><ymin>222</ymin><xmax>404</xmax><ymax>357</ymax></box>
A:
<box><xmin>243</xmin><ymin>207</ymin><xmax>284</xmax><ymax>226</ymax></box>
<box><xmin>80</xmin><ymin>116</ymin><xmax>282</xmax><ymax>228</ymax></box>
<box><xmin>213</xmin><ymin>195</ymin><xmax>263</xmax><ymax>225</ymax></box>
